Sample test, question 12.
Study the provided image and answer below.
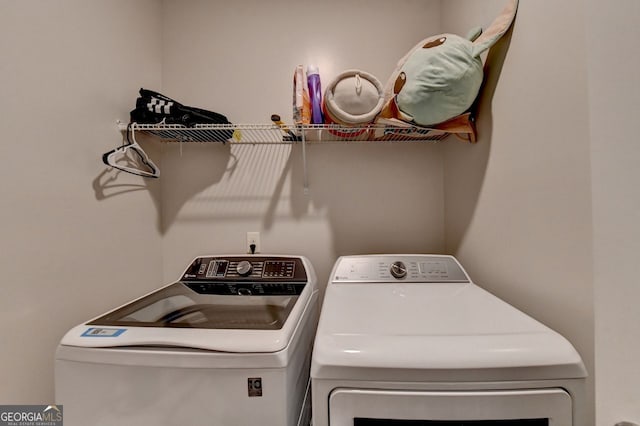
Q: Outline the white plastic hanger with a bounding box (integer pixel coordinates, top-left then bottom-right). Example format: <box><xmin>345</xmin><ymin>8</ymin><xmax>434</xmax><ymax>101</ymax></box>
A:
<box><xmin>102</xmin><ymin>123</ymin><xmax>160</xmax><ymax>178</ymax></box>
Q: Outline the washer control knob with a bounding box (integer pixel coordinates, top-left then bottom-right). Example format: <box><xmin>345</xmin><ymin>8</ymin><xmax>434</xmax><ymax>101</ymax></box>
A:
<box><xmin>237</xmin><ymin>260</ymin><xmax>253</xmax><ymax>277</ymax></box>
<box><xmin>390</xmin><ymin>261</ymin><xmax>407</xmax><ymax>279</ymax></box>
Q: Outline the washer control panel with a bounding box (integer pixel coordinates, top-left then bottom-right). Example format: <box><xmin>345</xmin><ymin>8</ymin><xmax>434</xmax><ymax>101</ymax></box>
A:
<box><xmin>182</xmin><ymin>256</ymin><xmax>304</xmax><ymax>281</ymax></box>
<box><xmin>181</xmin><ymin>256</ymin><xmax>307</xmax><ymax>295</ymax></box>
<box><xmin>332</xmin><ymin>255</ymin><xmax>469</xmax><ymax>283</ymax></box>
<box><xmin>185</xmin><ymin>281</ymin><xmax>305</xmax><ymax>296</ymax></box>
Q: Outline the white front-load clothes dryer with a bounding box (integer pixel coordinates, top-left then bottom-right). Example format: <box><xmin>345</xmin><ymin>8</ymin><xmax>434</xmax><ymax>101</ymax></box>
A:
<box><xmin>311</xmin><ymin>255</ymin><xmax>587</xmax><ymax>426</ymax></box>
<box><xmin>56</xmin><ymin>255</ymin><xmax>318</xmax><ymax>426</ymax></box>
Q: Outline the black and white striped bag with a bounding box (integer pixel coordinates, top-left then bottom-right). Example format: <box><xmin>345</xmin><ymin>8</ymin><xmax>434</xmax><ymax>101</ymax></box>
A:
<box><xmin>130</xmin><ymin>88</ymin><xmax>232</xmax><ymax>129</ymax></box>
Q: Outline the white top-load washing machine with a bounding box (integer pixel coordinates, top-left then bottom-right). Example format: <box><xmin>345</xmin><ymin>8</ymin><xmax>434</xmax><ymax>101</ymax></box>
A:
<box><xmin>311</xmin><ymin>255</ymin><xmax>587</xmax><ymax>426</ymax></box>
<box><xmin>56</xmin><ymin>255</ymin><xmax>318</xmax><ymax>426</ymax></box>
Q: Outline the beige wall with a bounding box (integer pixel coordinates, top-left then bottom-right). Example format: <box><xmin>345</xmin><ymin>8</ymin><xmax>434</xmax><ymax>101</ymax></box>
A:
<box><xmin>3</xmin><ymin>2</ymin><xmax>639</xmax><ymax>423</ymax></box>
<box><xmin>159</xmin><ymin>0</ymin><xmax>446</xmax><ymax>288</ymax></box>
<box><xmin>442</xmin><ymin>0</ymin><xmax>595</xmax><ymax>423</ymax></box>
<box><xmin>586</xmin><ymin>0</ymin><xmax>640</xmax><ymax>424</ymax></box>
<box><xmin>0</xmin><ymin>1</ymin><xmax>163</xmax><ymax>402</ymax></box>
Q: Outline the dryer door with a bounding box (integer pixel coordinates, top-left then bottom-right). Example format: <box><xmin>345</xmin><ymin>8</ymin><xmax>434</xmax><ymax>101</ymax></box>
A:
<box><xmin>329</xmin><ymin>388</ymin><xmax>572</xmax><ymax>426</ymax></box>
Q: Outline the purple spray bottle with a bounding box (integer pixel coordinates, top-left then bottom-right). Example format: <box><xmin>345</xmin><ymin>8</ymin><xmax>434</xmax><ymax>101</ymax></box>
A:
<box><xmin>307</xmin><ymin>65</ymin><xmax>324</xmax><ymax>124</ymax></box>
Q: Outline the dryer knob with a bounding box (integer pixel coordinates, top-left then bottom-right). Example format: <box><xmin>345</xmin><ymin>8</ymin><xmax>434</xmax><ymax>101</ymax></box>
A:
<box><xmin>237</xmin><ymin>260</ymin><xmax>253</xmax><ymax>277</ymax></box>
<box><xmin>390</xmin><ymin>261</ymin><xmax>407</xmax><ymax>279</ymax></box>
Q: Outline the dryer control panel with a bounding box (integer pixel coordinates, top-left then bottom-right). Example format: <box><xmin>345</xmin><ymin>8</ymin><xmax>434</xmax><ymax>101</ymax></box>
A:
<box><xmin>332</xmin><ymin>255</ymin><xmax>470</xmax><ymax>283</ymax></box>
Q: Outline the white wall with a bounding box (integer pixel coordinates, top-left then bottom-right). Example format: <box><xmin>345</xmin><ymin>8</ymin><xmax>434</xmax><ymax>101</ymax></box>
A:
<box><xmin>0</xmin><ymin>0</ymin><xmax>163</xmax><ymax>402</ymax></box>
<box><xmin>586</xmin><ymin>0</ymin><xmax>640</xmax><ymax>424</ymax></box>
<box><xmin>441</xmin><ymin>0</ymin><xmax>595</xmax><ymax>423</ymax></box>
<box><xmin>159</xmin><ymin>0</ymin><xmax>446</xmax><ymax>288</ymax></box>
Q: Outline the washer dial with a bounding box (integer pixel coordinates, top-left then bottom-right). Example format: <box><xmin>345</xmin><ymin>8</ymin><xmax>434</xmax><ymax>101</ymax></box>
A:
<box><xmin>236</xmin><ymin>260</ymin><xmax>253</xmax><ymax>277</ymax></box>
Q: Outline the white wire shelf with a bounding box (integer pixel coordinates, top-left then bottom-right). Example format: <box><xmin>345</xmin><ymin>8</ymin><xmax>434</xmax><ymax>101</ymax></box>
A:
<box><xmin>114</xmin><ymin>116</ymin><xmax>476</xmax><ymax>193</ymax></box>
<box><xmin>119</xmin><ymin>120</ymin><xmax>476</xmax><ymax>144</ymax></box>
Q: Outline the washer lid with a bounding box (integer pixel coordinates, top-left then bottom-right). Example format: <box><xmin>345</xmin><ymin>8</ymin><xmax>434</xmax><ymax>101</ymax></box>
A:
<box><xmin>60</xmin><ymin>281</ymin><xmax>314</xmax><ymax>353</ymax></box>
<box><xmin>61</xmin><ymin>255</ymin><xmax>317</xmax><ymax>353</ymax></box>
<box><xmin>311</xmin><ymin>279</ymin><xmax>586</xmax><ymax>382</ymax></box>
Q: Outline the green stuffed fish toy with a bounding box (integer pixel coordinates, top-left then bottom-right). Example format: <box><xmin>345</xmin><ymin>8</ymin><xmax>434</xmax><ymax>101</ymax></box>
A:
<box><xmin>379</xmin><ymin>0</ymin><xmax>519</xmax><ymax>127</ymax></box>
